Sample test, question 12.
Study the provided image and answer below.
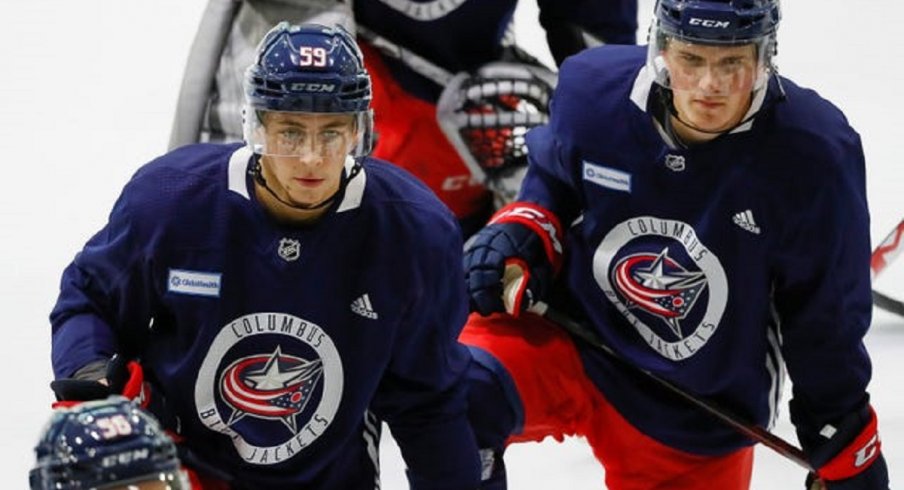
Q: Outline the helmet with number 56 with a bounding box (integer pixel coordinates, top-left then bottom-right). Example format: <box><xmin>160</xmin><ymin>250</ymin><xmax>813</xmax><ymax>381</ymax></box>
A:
<box><xmin>29</xmin><ymin>396</ymin><xmax>188</xmax><ymax>490</ymax></box>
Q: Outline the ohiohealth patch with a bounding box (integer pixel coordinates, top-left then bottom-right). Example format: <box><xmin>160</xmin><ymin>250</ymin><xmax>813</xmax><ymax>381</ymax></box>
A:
<box><xmin>168</xmin><ymin>269</ymin><xmax>222</xmax><ymax>297</ymax></box>
<box><xmin>582</xmin><ymin>161</ymin><xmax>632</xmax><ymax>193</ymax></box>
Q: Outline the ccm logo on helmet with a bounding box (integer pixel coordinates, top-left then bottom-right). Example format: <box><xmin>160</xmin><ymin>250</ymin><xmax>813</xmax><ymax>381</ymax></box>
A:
<box><xmin>689</xmin><ymin>18</ymin><xmax>730</xmax><ymax>28</ymax></box>
<box><xmin>289</xmin><ymin>83</ymin><xmax>336</xmax><ymax>93</ymax></box>
<box><xmin>101</xmin><ymin>448</ymin><xmax>151</xmax><ymax>468</ymax></box>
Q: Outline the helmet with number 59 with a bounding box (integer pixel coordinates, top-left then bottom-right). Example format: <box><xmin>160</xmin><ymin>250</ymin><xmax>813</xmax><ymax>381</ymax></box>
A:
<box><xmin>243</xmin><ymin>22</ymin><xmax>374</xmax><ymax>157</ymax></box>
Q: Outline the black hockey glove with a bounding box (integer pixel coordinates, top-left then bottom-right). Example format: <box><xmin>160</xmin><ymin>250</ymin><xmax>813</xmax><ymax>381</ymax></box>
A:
<box><xmin>793</xmin><ymin>397</ymin><xmax>889</xmax><ymax>489</ymax></box>
<box><xmin>50</xmin><ymin>355</ymin><xmax>153</xmax><ymax>410</ymax></box>
<box><xmin>464</xmin><ymin>202</ymin><xmax>563</xmax><ymax>316</ymax></box>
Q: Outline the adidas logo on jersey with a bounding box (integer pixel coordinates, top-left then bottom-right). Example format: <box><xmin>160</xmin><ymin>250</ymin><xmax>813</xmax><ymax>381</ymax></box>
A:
<box><xmin>351</xmin><ymin>294</ymin><xmax>378</xmax><ymax>319</ymax></box>
<box><xmin>733</xmin><ymin>209</ymin><xmax>761</xmax><ymax>235</ymax></box>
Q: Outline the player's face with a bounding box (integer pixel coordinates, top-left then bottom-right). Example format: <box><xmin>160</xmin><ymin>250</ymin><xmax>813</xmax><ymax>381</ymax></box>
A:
<box><xmin>663</xmin><ymin>41</ymin><xmax>759</xmax><ymax>141</ymax></box>
<box><xmin>260</xmin><ymin>112</ymin><xmax>357</xmax><ymax>208</ymax></box>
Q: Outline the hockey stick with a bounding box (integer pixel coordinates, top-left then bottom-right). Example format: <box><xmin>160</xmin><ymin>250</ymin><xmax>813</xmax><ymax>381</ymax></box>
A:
<box><xmin>356</xmin><ymin>24</ymin><xmax>454</xmax><ymax>86</ymax></box>
<box><xmin>168</xmin><ymin>0</ymin><xmax>241</xmax><ymax>150</ymax></box>
<box><xmin>526</xmin><ymin>301</ymin><xmax>815</xmax><ymax>472</ymax></box>
<box><xmin>870</xmin><ymin>218</ymin><xmax>904</xmax><ymax>317</ymax></box>
<box><xmin>873</xmin><ymin>290</ymin><xmax>904</xmax><ymax>317</ymax></box>
<box><xmin>499</xmin><ymin>265</ymin><xmax>813</xmax><ymax>471</ymax></box>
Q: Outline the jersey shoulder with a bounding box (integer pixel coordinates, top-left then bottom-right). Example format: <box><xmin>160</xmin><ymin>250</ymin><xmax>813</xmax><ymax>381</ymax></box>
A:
<box><xmin>359</xmin><ymin>156</ymin><xmax>462</xmax><ymax>242</ymax></box>
<box><xmin>556</xmin><ymin>45</ymin><xmax>646</xmax><ymax>111</ymax></box>
<box><xmin>543</xmin><ymin>46</ymin><xmax>651</xmax><ymax>162</ymax></box>
<box><xmin>127</xmin><ymin>143</ymin><xmax>237</xmax><ymax>202</ymax></box>
<box><xmin>762</xmin><ymin>77</ymin><xmax>864</xmax><ymax>183</ymax></box>
<box><xmin>117</xmin><ymin>143</ymin><xmax>240</xmax><ymax>232</ymax></box>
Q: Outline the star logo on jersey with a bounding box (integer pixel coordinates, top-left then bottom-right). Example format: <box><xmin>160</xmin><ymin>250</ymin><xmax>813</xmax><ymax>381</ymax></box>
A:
<box><xmin>613</xmin><ymin>248</ymin><xmax>707</xmax><ymax>339</ymax></box>
<box><xmin>194</xmin><ymin>312</ymin><xmax>343</xmax><ymax>466</ymax></box>
<box><xmin>220</xmin><ymin>346</ymin><xmax>324</xmax><ymax>434</ymax></box>
<box><xmin>593</xmin><ymin>217</ymin><xmax>728</xmax><ymax>361</ymax></box>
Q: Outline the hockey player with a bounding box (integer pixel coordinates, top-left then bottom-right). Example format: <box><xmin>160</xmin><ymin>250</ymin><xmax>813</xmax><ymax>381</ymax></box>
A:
<box><xmin>48</xmin><ymin>23</ymin><xmax>480</xmax><ymax>489</ymax></box>
<box><xmin>30</xmin><ymin>396</ymin><xmax>189</xmax><ymax>490</ymax></box>
<box><xmin>169</xmin><ymin>0</ymin><xmax>638</xmax><ymax>237</ymax></box>
<box><xmin>354</xmin><ymin>0</ymin><xmax>638</xmax><ymax>235</ymax></box>
<box><xmin>460</xmin><ymin>0</ymin><xmax>890</xmax><ymax>489</ymax></box>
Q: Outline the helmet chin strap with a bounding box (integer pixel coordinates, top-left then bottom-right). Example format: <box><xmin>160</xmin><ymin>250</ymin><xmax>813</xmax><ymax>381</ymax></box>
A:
<box><xmin>249</xmin><ymin>157</ymin><xmax>362</xmax><ymax>212</ymax></box>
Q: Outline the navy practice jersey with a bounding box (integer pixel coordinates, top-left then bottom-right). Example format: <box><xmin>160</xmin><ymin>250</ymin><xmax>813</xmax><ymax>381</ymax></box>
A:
<box><xmin>522</xmin><ymin>45</ymin><xmax>874</xmax><ymax>455</ymax></box>
<box><xmin>50</xmin><ymin>144</ymin><xmax>479</xmax><ymax>488</ymax></box>
<box><xmin>354</xmin><ymin>0</ymin><xmax>638</xmax><ymax>101</ymax></box>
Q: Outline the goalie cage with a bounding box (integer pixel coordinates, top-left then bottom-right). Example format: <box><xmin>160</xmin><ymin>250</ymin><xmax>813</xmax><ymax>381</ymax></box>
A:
<box><xmin>871</xmin><ymin>218</ymin><xmax>904</xmax><ymax>317</ymax></box>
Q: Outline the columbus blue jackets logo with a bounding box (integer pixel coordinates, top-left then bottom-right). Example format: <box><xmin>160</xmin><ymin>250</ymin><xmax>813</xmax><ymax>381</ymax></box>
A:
<box><xmin>613</xmin><ymin>248</ymin><xmax>707</xmax><ymax>339</ymax></box>
<box><xmin>195</xmin><ymin>312</ymin><xmax>343</xmax><ymax>465</ymax></box>
<box><xmin>594</xmin><ymin>217</ymin><xmax>728</xmax><ymax>361</ymax></box>
<box><xmin>220</xmin><ymin>346</ymin><xmax>323</xmax><ymax>434</ymax></box>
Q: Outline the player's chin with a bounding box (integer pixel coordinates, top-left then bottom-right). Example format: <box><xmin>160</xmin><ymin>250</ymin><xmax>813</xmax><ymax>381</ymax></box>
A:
<box><xmin>687</xmin><ymin>114</ymin><xmax>735</xmax><ymax>134</ymax></box>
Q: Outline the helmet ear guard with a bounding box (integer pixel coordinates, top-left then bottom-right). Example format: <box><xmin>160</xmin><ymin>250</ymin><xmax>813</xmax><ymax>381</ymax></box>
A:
<box><xmin>438</xmin><ymin>62</ymin><xmax>556</xmax><ymax>207</ymax></box>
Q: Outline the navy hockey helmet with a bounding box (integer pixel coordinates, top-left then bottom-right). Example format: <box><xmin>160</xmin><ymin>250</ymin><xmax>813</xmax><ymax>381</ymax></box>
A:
<box><xmin>29</xmin><ymin>397</ymin><xmax>187</xmax><ymax>490</ymax></box>
<box><xmin>647</xmin><ymin>0</ymin><xmax>781</xmax><ymax>90</ymax></box>
<box><xmin>243</xmin><ymin>22</ymin><xmax>373</xmax><ymax>156</ymax></box>
<box><xmin>655</xmin><ymin>0</ymin><xmax>780</xmax><ymax>45</ymax></box>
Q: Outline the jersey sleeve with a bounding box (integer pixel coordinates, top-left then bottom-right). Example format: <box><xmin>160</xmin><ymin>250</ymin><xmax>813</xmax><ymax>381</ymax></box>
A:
<box><xmin>770</xmin><ymin>127</ymin><xmax>875</xmax><ymax>442</ymax></box>
<box><xmin>50</xmin><ymin>182</ymin><xmax>154</xmax><ymax>379</ymax></box>
<box><xmin>370</xmin><ymin>214</ymin><xmax>480</xmax><ymax>490</ymax></box>
<box><xmin>517</xmin><ymin>67</ymin><xmax>587</xmax><ymax>225</ymax></box>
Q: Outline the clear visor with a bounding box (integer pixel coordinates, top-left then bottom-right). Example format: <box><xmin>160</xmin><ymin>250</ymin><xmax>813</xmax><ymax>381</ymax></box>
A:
<box><xmin>95</xmin><ymin>469</ymin><xmax>190</xmax><ymax>490</ymax></box>
<box><xmin>243</xmin><ymin>108</ymin><xmax>372</xmax><ymax>158</ymax></box>
<box><xmin>646</xmin><ymin>24</ymin><xmax>774</xmax><ymax>94</ymax></box>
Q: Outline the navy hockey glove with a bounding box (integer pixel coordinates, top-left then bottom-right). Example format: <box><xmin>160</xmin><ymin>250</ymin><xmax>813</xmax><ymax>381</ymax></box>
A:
<box><xmin>50</xmin><ymin>355</ymin><xmax>153</xmax><ymax>410</ymax></box>
<box><xmin>793</xmin><ymin>399</ymin><xmax>889</xmax><ymax>489</ymax></box>
<box><xmin>464</xmin><ymin>202</ymin><xmax>563</xmax><ymax>316</ymax></box>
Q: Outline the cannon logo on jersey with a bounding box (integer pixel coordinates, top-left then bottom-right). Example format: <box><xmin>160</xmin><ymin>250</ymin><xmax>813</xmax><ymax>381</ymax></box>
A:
<box><xmin>593</xmin><ymin>217</ymin><xmax>728</xmax><ymax>361</ymax></box>
<box><xmin>195</xmin><ymin>312</ymin><xmax>343</xmax><ymax>466</ymax></box>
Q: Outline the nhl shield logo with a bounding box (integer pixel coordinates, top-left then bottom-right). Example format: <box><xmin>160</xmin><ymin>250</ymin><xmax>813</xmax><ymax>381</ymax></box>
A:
<box><xmin>664</xmin><ymin>154</ymin><xmax>686</xmax><ymax>172</ymax></box>
<box><xmin>278</xmin><ymin>238</ymin><xmax>301</xmax><ymax>262</ymax></box>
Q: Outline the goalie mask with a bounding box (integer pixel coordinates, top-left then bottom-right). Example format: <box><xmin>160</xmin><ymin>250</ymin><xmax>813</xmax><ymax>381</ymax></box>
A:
<box><xmin>438</xmin><ymin>62</ymin><xmax>556</xmax><ymax>207</ymax></box>
<box><xmin>29</xmin><ymin>397</ymin><xmax>188</xmax><ymax>490</ymax></box>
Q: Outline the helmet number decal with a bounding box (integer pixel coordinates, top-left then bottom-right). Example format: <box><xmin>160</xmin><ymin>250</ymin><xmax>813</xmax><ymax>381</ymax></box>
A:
<box><xmin>299</xmin><ymin>46</ymin><xmax>327</xmax><ymax>67</ymax></box>
<box><xmin>95</xmin><ymin>414</ymin><xmax>134</xmax><ymax>439</ymax></box>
